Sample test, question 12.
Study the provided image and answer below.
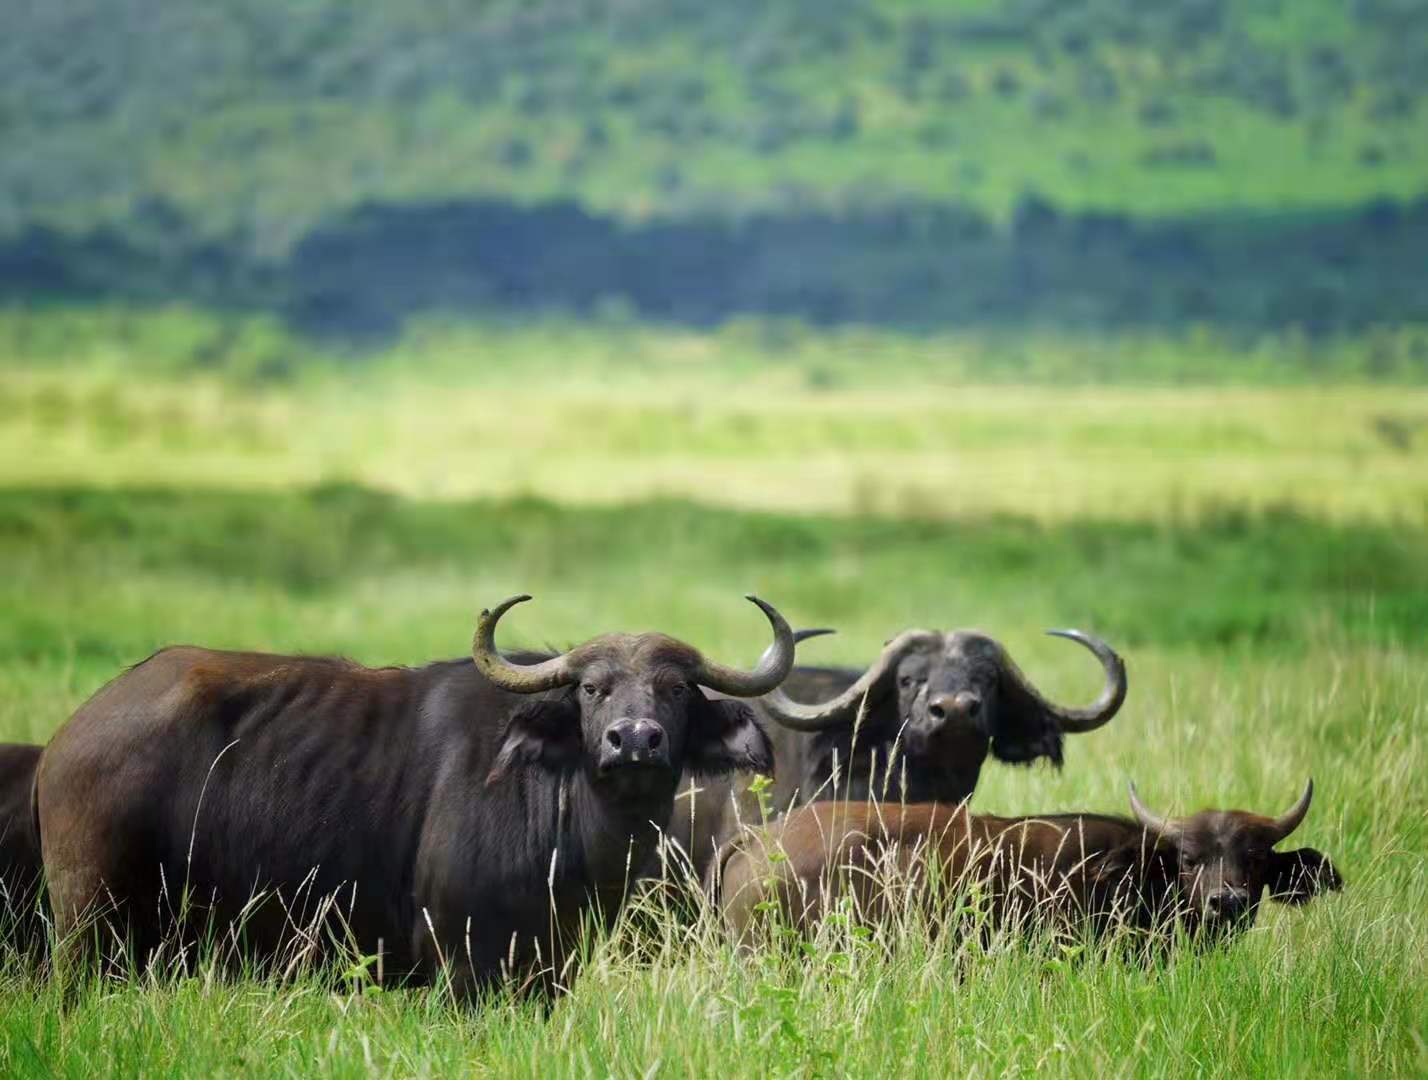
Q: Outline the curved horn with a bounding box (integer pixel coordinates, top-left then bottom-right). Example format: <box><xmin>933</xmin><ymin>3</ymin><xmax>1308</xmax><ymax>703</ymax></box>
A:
<box><xmin>1001</xmin><ymin>629</ymin><xmax>1127</xmax><ymax>734</ymax></box>
<box><xmin>471</xmin><ymin>595</ymin><xmax>578</xmax><ymax>694</ymax></box>
<box><xmin>745</xmin><ymin>626</ymin><xmax>835</xmax><ymax>692</ymax></box>
<box><xmin>692</xmin><ymin>596</ymin><xmax>796</xmax><ymax>698</ymax></box>
<box><xmin>760</xmin><ymin>629</ymin><xmax>943</xmax><ymax>732</ymax></box>
<box><xmin>1128</xmin><ymin>781</ymin><xmax>1181</xmax><ymax>839</ymax></box>
<box><xmin>1270</xmin><ymin>778</ymin><xmax>1314</xmax><ymax>841</ymax></box>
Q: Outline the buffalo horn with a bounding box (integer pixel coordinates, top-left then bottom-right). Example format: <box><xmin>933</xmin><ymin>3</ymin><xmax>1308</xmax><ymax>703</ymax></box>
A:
<box><xmin>1270</xmin><ymin>778</ymin><xmax>1314</xmax><ymax>841</ymax></box>
<box><xmin>1001</xmin><ymin>629</ymin><xmax>1127</xmax><ymax>734</ymax></box>
<box><xmin>760</xmin><ymin>629</ymin><xmax>943</xmax><ymax>732</ymax></box>
<box><xmin>692</xmin><ymin>596</ymin><xmax>796</xmax><ymax>698</ymax></box>
<box><xmin>471</xmin><ymin>595</ymin><xmax>578</xmax><ymax>694</ymax></box>
<box><xmin>1128</xmin><ymin>781</ymin><xmax>1182</xmax><ymax>839</ymax></box>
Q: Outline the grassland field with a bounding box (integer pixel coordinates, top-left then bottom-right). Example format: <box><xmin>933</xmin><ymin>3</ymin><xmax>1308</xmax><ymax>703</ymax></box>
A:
<box><xmin>0</xmin><ymin>328</ymin><xmax>1425</xmax><ymax>1076</ymax></box>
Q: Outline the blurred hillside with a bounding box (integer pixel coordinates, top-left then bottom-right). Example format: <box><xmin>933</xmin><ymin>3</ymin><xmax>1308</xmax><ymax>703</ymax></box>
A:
<box><xmin>4</xmin><ymin>0</ymin><xmax>1428</xmax><ymax>341</ymax></box>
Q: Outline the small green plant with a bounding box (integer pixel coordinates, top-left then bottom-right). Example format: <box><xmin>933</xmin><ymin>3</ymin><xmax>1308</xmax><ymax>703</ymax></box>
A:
<box><xmin>340</xmin><ymin>953</ymin><xmax>385</xmax><ymax>997</ymax></box>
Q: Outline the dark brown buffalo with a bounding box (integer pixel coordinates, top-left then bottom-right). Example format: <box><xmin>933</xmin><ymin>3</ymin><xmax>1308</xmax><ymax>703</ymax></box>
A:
<box><xmin>36</xmin><ymin>595</ymin><xmax>793</xmax><ymax>995</ymax></box>
<box><xmin>714</xmin><ymin>780</ymin><xmax>1340</xmax><ymax>946</ymax></box>
<box><xmin>670</xmin><ymin>627</ymin><xmax>1126</xmax><ymax>881</ymax></box>
<box><xmin>0</xmin><ymin>744</ymin><xmax>45</xmax><ymax>956</ymax></box>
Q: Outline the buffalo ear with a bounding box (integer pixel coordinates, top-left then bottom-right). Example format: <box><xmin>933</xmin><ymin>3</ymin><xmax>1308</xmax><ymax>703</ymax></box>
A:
<box><xmin>486</xmin><ymin>699</ymin><xmax>582</xmax><ymax>785</ymax></box>
<box><xmin>990</xmin><ymin>673</ymin><xmax>1065</xmax><ymax>767</ymax></box>
<box><xmin>686</xmin><ymin>698</ymin><xmax>774</xmax><ymax>778</ymax></box>
<box><xmin>1268</xmin><ymin>847</ymin><xmax>1343</xmax><ymax>904</ymax></box>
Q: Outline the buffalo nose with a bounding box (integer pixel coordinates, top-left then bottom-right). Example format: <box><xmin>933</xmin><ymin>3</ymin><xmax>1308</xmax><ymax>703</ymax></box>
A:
<box><xmin>1207</xmin><ymin>891</ymin><xmax>1248</xmax><ymax>920</ymax></box>
<box><xmin>926</xmin><ymin>691</ymin><xmax>982</xmax><ymax>723</ymax></box>
<box><xmin>601</xmin><ymin>718</ymin><xmax>668</xmax><ymax>768</ymax></box>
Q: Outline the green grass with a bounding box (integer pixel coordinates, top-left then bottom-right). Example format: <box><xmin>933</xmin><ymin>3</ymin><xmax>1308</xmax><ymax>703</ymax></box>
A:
<box><xmin>3</xmin><ymin>865</ymin><xmax>1425</xmax><ymax>1077</ymax></box>
<box><xmin>4</xmin><ymin>311</ymin><xmax>1428</xmax><ymax>525</ymax></box>
<box><xmin>1</xmin><ymin>487</ymin><xmax>1426</xmax><ymax>679</ymax></box>
<box><xmin>0</xmin><ymin>593</ymin><xmax>1424</xmax><ymax>1074</ymax></box>
<box><xmin>10</xmin><ymin>303</ymin><xmax>1428</xmax><ymax>387</ymax></box>
<box><xmin>0</xmin><ymin>356</ymin><xmax>1424</xmax><ymax>1074</ymax></box>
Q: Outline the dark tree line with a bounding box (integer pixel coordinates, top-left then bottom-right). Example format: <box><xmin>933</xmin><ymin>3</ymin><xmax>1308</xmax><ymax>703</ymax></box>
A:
<box><xmin>5</xmin><ymin>195</ymin><xmax>1426</xmax><ymax>347</ymax></box>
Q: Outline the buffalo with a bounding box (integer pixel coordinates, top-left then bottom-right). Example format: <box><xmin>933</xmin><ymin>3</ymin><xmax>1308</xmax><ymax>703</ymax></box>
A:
<box><xmin>713</xmin><ymin>780</ymin><xmax>1341</xmax><ymax>948</ymax></box>
<box><xmin>0</xmin><ymin>743</ymin><xmax>44</xmax><ymax>957</ymax></box>
<box><xmin>671</xmin><ymin>627</ymin><xmax>1127</xmax><ymax>881</ymax></box>
<box><xmin>36</xmin><ymin>595</ymin><xmax>793</xmax><ymax>995</ymax></box>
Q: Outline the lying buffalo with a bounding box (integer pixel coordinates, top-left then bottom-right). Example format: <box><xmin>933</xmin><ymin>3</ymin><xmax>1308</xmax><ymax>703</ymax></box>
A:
<box><xmin>672</xmin><ymin>627</ymin><xmax>1126</xmax><ymax>880</ymax></box>
<box><xmin>0</xmin><ymin>743</ymin><xmax>44</xmax><ymax>957</ymax></box>
<box><xmin>36</xmin><ymin>595</ymin><xmax>792</xmax><ymax>995</ymax></box>
<box><xmin>714</xmin><ymin>780</ymin><xmax>1341</xmax><ymax>947</ymax></box>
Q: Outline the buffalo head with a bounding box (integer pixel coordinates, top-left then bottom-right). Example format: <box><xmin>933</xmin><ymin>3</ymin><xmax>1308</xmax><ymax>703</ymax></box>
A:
<box><xmin>1128</xmin><ymin>779</ymin><xmax>1342</xmax><ymax>934</ymax></box>
<box><xmin>475</xmin><ymin>595</ymin><xmax>791</xmax><ymax>798</ymax></box>
<box><xmin>759</xmin><ymin>627</ymin><xmax>1126</xmax><ymax>796</ymax></box>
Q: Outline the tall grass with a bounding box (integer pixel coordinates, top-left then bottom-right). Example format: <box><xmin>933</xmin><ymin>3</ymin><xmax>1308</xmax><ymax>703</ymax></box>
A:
<box><xmin>2</xmin><ymin>647</ymin><xmax>1423</xmax><ymax>1076</ymax></box>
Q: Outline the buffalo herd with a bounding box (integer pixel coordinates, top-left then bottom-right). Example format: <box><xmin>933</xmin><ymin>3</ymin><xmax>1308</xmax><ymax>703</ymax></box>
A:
<box><xmin>0</xmin><ymin>594</ymin><xmax>1341</xmax><ymax>995</ymax></box>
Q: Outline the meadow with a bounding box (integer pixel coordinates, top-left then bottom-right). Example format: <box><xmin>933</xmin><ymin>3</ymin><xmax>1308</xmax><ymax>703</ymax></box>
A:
<box><xmin>1</xmin><ymin>333</ymin><xmax>1425</xmax><ymax>1076</ymax></box>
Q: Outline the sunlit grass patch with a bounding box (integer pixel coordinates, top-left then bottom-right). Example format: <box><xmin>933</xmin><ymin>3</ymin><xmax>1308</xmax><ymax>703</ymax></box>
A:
<box><xmin>3</xmin><ymin>360</ymin><xmax>1427</xmax><ymax>524</ymax></box>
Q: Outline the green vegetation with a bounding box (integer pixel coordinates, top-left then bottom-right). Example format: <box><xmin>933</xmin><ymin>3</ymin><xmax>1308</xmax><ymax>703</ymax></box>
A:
<box><xmin>6</xmin><ymin>0</ymin><xmax>1426</xmax><ymax>241</ymax></box>
<box><xmin>5</xmin><ymin>2</ymin><xmax>1428</xmax><ymax>340</ymax></box>
<box><xmin>3</xmin><ymin>485</ymin><xmax>1426</xmax><ymax>683</ymax></box>
<box><xmin>2</xmin><ymin>847</ymin><xmax>1424</xmax><ymax>1076</ymax></box>
<box><xmin>8</xmin><ymin>302</ymin><xmax>1428</xmax><ymax>386</ymax></box>
<box><xmin>1</xmin><ymin>355</ymin><xmax>1425</xmax><ymax>1074</ymax></box>
<box><xmin>5</xmin><ymin>315</ymin><xmax>1427</xmax><ymax>523</ymax></box>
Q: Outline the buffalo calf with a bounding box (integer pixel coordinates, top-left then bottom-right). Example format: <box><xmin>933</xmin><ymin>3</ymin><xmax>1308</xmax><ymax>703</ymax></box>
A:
<box><xmin>714</xmin><ymin>780</ymin><xmax>1340</xmax><ymax>947</ymax></box>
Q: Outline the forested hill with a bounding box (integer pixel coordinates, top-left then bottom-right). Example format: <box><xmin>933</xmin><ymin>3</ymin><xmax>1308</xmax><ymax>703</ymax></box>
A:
<box><xmin>4</xmin><ymin>0</ymin><xmax>1428</xmax><ymax>338</ymax></box>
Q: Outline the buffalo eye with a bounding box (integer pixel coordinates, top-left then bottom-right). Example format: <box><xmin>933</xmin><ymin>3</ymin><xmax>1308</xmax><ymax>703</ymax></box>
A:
<box><xmin>581</xmin><ymin>683</ymin><xmax>601</xmax><ymax>698</ymax></box>
<box><xmin>668</xmin><ymin>682</ymin><xmax>689</xmax><ymax>698</ymax></box>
